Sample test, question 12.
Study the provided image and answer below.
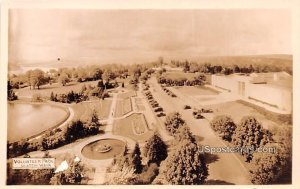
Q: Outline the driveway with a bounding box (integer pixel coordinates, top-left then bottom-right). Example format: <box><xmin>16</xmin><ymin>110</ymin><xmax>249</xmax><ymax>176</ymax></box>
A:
<box><xmin>148</xmin><ymin>77</ymin><xmax>251</xmax><ymax>185</ymax></box>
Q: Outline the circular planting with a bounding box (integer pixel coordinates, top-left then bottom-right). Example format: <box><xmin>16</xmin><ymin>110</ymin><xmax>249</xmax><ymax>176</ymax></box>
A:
<box><xmin>81</xmin><ymin>139</ymin><xmax>126</xmax><ymax>160</ymax></box>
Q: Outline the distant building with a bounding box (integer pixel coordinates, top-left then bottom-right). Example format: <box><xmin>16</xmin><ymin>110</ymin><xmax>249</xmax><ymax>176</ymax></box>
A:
<box><xmin>211</xmin><ymin>72</ymin><xmax>292</xmax><ymax>114</ymax></box>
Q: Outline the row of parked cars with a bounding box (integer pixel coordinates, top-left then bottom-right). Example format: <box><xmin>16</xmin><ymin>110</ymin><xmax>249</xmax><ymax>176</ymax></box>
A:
<box><xmin>161</xmin><ymin>85</ymin><xmax>177</xmax><ymax>97</ymax></box>
<box><xmin>143</xmin><ymin>84</ymin><xmax>166</xmax><ymax>117</ymax></box>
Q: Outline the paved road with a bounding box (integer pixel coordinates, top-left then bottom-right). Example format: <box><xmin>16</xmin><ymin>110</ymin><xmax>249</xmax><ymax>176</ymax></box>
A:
<box><xmin>148</xmin><ymin>77</ymin><xmax>251</xmax><ymax>185</ymax></box>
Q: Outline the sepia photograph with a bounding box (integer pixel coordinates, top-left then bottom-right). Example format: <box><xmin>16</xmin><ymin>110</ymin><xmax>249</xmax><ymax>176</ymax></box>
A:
<box><xmin>2</xmin><ymin>1</ymin><xmax>299</xmax><ymax>187</ymax></box>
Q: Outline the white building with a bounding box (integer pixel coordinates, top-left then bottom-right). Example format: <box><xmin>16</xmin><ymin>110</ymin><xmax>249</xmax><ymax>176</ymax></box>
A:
<box><xmin>211</xmin><ymin>72</ymin><xmax>292</xmax><ymax>114</ymax></box>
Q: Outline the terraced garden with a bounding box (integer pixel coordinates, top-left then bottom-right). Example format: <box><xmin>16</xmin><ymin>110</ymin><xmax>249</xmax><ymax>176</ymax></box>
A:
<box><xmin>113</xmin><ymin>113</ymin><xmax>153</xmax><ymax>142</ymax></box>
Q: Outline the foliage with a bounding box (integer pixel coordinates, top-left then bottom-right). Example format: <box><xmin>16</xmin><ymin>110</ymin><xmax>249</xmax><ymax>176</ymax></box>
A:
<box><xmin>164</xmin><ymin>112</ymin><xmax>186</xmax><ymax>136</ymax></box>
<box><xmin>7</xmin><ymin>162</ymin><xmax>54</xmax><ymax>185</ymax></box>
<box><xmin>232</xmin><ymin>116</ymin><xmax>271</xmax><ymax>161</ymax></box>
<box><xmin>249</xmin><ymin>126</ymin><xmax>292</xmax><ymax>184</ymax></box>
<box><xmin>174</xmin><ymin>125</ymin><xmax>196</xmax><ymax>145</ymax></box>
<box><xmin>158</xmin><ymin>72</ymin><xmax>206</xmax><ymax>87</ymax></box>
<box><xmin>50</xmin><ymin>160</ymin><xmax>85</xmax><ymax>185</ymax></box>
<box><xmin>7</xmin><ymin>81</ymin><xmax>18</xmax><ymax>101</ymax></box>
<box><xmin>143</xmin><ymin>134</ymin><xmax>168</xmax><ymax>165</ymax></box>
<box><xmin>26</xmin><ymin>69</ymin><xmax>49</xmax><ymax>89</ymax></box>
<box><xmin>249</xmin><ymin>146</ymin><xmax>283</xmax><ymax>184</ymax></box>
<box><xmin>8</xmin><ymin>111</ymin><xmax>101</xmax><ymax>157</ymax></box>
<box><xmin>137</xmin><ymin>163</ymin><xmax>159</xmax><ymax>184</ymax></box>
<box><xmin>105</xmin><ymin>167</ymin><xmax>138</xmax><ymax>185</ymax></box>
<box><xmin>210</xmin><ymin>115</ymin><xmax>236</xmax><ymax>141</ymax></box>
<box><xmin>32</xmin><ymin>93</ymin><xmax>43</xmax><ymax>102</ymax></box>
<box><xmin>162</xmin><ymin>141</ymin><xmax>208</xmax><ymax>184</ymax></box>
<box><xmin>131</xmin><ymin>143</ymin><xmax>142</xmax><ymax>174</ymax></box>
<box><xmin>58</xmin><ymin>73</ymin><xmax>70</xmax><ymax>86</ymax></box>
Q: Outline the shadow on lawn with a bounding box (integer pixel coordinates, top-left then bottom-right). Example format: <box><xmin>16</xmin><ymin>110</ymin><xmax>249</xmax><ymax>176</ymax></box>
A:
<box><xmin>205</xmin><ymin>179</ymin><xmax>235</xmax><ymax>185</ymax></box>
<box><xmin>204</xmin><ymin>153</ymin><xmax>219</xmax><ymax>164</ymax></box>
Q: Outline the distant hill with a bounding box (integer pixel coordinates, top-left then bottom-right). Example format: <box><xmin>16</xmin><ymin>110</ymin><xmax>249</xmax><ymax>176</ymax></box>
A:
<box><xmin>193</xmin><ymin>54</ymin><xmax>292</xmax><ymax>67</ymax></box>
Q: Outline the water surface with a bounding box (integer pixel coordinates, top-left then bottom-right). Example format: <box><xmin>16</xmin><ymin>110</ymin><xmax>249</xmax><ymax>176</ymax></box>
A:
<box><xmin>8</xmin><ymin>103</ymin><xmax>68</xmax><ymax>142</ymax></box>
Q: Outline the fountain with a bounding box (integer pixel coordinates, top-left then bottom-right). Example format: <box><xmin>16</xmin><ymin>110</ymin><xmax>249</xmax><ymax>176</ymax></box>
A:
<box><xmin>81</xmin><ymin>138</ymin><xmax>125</xmax><ymax>160</ymax></box>
<box><xmin>95</xmin><ymin>143</ymin><xmax>112</xmax><ymax>153</ymax></box>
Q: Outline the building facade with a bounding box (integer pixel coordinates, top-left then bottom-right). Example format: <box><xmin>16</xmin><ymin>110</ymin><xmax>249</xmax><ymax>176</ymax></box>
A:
<box><xmin>211</xmin><ymin>72</ymin><xmax>292</xmax><ymax>114</ymax></box>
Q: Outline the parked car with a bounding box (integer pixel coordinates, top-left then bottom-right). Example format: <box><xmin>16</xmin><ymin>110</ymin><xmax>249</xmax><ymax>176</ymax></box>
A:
<box><xmin>157</xmin><ymin>112</ymin><xmax>166</xmax><ymax>117</ymax></box>
<box><xmin>183</xmin><ymin>105</ymin><xmax>191</xmax><ymax>109</ymax></box>
<box><xmin>193</xmin><ymin>113</ymin><xmax>204</xmax><ymax>119</ymax></box>
<box><xmin>154</xmin><ymin>107</ymin><xmax>163</xmax><ymax>112</ymax></box>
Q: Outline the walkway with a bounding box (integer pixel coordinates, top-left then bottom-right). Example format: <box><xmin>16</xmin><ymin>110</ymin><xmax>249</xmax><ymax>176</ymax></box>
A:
<box><xmin>105</xmin><ymin>92</ymin><xmax>118</xmax><ymax>132</ymax></box>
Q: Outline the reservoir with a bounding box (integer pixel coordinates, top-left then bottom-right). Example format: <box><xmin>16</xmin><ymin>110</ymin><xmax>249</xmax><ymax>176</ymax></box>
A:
<box><xmin>7</xmin><ymin>103</ymin><xmax>68</xmax><ymax>143</ymax></box>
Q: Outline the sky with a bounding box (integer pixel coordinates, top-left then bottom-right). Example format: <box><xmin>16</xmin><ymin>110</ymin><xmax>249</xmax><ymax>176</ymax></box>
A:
<box><xmin>9</xmin><ymin>9</ymin><xmax>291</xmax><ymax>67</ymax></box>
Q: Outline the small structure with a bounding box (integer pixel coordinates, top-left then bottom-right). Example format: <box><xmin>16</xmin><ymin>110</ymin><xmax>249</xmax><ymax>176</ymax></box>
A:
<box><xmin>211</xmin><ymin>72</ymin><xmax>292</xmax><ymax>114</ymax></box>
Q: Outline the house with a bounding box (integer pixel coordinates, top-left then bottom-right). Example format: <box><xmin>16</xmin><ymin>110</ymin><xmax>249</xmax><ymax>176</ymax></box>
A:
<box><xmin>211</xmin><ymin>72</ymin><xmax>292</xmax><ymax>114</ymax></box>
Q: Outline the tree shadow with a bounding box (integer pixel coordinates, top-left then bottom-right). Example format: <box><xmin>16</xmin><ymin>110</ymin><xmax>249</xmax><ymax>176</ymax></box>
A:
<box><xmin>205</xmin><ymin>179</ymin><xmax>235</xmax><ymax>185</ymax></box>
<box><xmin>204</xmin><ymin>153</ymin><xmax>219</xmax><ymax>164</ymax></box>
<box><xmin>195</xmin><ymin>135</ymin><xmax>204</xmax><ymax>142</ymax></box>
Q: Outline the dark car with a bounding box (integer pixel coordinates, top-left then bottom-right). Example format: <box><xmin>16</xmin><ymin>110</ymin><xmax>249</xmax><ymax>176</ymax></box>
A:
<box><xmin>157</xmin><ymin>112</ymin><xmax>166</xmax><ymax>117</ymax></box>
<box><xmin>154</xmin><ymin>107</ymin><xmax>163</xmax><ymax>112</ymax></box>
<box><xmin>183</xmin><ymin>105</ymin><xmax>191</xmax><ymax>109</ymax></box>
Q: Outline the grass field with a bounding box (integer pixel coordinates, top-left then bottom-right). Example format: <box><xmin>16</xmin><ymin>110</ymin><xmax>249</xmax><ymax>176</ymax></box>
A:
<box><xmin>115</xmin><ymin>98</ymin><xmax>132</xmax><ymax>117</ymax></box>
<box><xmin>163</xmin><ymin>71</ymin><xmax>196</xmax><ymax>80</ymax></box>
<box><xmin>115</xmin><ymin>92</ymin><xmax>134</xmax><ymax>117</ymax></box>
<box><xmin>118</xmin><ymin>91</ymin><xmax>136</xmax><ymax>99</ymax></box>
<box><xmin>16</xmin><ymin>81</ymin><xmax>99</xmax><ymax>98</ymax></box>
<box><xmin>113</xmin><ymin>113</ymin><xmax>153</xmax><ymax>142</ymax></box>
<box><xmin>205</xmin><ymin>100</ymin><xmax>283</xmax><ymax>130</ymax></box>
<box><xmin>71</xmin><ymin>99</ymin><xmax>112</xmax><ymax>120</ymax></box>
<box><xmin>174</xmin><ymin>86</ymin><xmax>219</xmax><ymax>96</ymax></box>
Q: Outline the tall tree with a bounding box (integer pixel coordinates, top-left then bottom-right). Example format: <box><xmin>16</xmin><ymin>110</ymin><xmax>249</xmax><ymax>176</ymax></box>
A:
<box><xmin>232</xmin><ymin>116</ymin><xmax>271</xmax><ymax>161</ymax></box>
<box><xmin>143</xmin><ymin>134</ymin><xmax>167</xmax><ymax>165</ymax></box>
<box><xmin>58</xmin><ymin>72</ymin><xmax>70</xmax><ymax>86</ymax></box>
<box><xmin>131</xmin><ymin>143</ymin><xmax>142</xmax><ymax>173</ymax></box>
<box><xmin>162</xmin><ymin>141</ymin><xmax>208</xmax><ymax>184</ymax></box>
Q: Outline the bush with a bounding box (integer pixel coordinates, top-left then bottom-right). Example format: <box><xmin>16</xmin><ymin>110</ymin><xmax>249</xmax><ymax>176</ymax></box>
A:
<box><xmin>210</xmin><ymin>115</ymin><xmax>236</xmax><ymax>141</ymax></box>
<box><xmin>32</xmin><ymin>93</ymin><xmax>43</xmax><ymax>102</ymax></box>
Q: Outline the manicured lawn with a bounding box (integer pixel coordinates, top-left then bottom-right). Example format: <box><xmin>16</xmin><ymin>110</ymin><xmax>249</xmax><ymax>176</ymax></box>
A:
<box><xmin>163</xmin><ymin>71</ymin><xmax>196</xmax><ymax>80</ymax></box>
<box><xmin>115</xmin><ymin>94</ymin><xmax>133</xmax><ymax>117</ymax></box>
<box><xmin>113</xmin><ymin>113</ymin><xmax>153</xmax><ymax>142</ymax></box>
<box><xmin>205</xmin><ymin>100</ymin><xmax>282</xmax><ymax>130</ymax></box>
<box><xmin>15</xmin><ymin>80</ymin><xmax>99</xmax><ymax>98</ymax></box>
<box><xmin>174</xmin><ymin>86</ymin><xmax>219</xmax><ymax>96</ymax></box>
<box><xmin>118</xmin><ymin>91</ymin><xmax>136</xmax><ymax>99</ymax></box>
<box><xmin>71</xmin><ymin>99</ymin><xmax>112</xmax><ymax>120</ymax></box>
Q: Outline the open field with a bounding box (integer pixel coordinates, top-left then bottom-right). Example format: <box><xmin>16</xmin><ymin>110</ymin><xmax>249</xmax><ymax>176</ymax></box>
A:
<box><xmin>72</xmin><ymin>99</ymin><xmax>112</xmax><ymax>120</ymax></box>
<box><xmin>15</xmin><ymin>81</ymin><xmax>99</xmax><ymax>98</ymax></box>
<box><xmin>173</xmin><ymin>86</ymin><xmax>219</xmax><ymax>96</ymax></box>
<box><xmin>113</xmin><ymin>113</ymin><xmax>153</xmax><ymax>142</ymax></box>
